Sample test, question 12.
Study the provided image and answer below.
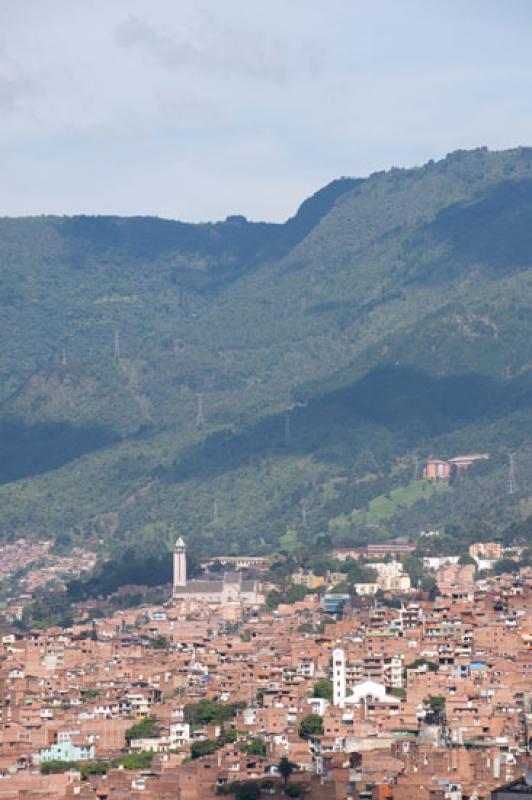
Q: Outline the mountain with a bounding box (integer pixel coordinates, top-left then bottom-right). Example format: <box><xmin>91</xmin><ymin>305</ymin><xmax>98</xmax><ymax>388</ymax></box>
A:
<box><xmin>1</xmin><ymin>147</ymin><xmax>532</xmax><ymax>574</ymax></box>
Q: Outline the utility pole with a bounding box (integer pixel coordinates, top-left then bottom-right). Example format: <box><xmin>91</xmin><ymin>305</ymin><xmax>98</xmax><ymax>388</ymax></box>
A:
<box><xmin>301</xmin><ymin>502</ymin><xmax>307</xmax><ymax>528</ymax></box>
<box><xmin>507</xmin><ymin>453</ymin><xmax>518</xmax><ymax>495</ymax></box>
<box><xmin>196</xmin><ymin>394</ymin><xmax>205</xmax><ymax>429</ymax></box>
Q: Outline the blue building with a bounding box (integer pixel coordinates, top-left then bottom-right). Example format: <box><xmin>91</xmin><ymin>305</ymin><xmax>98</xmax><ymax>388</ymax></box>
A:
<box><xmin>321</xmin><ymin>593</ymin><xmax>350</xmax><ymax>615</ymax></box>
<box><xmin>39</xmin><ymin>741</ymin><xmax>95</xmax><ymax>763</ymax></box>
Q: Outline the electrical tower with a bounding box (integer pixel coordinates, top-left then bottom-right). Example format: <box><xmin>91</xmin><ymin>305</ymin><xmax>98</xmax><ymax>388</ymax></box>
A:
<box><xmin>61</xmin><ymin>344</ymin><xmax>67</xmax><ymax>367</ymax></box>
<box><xmin>196</xmin><ymin>394</ymin><xmax>205</xmax><ymax>429</ymax></box>
<box><xmin>284</xmin><ymin>412</ymin><xmax>291</xmax><ymax>446</ymax></box>
<box><xmin>447</xmin><ymin>284</ymin><xmax>454</xmax><ymax>304</ymax></box>
<box><xmin>114</xmin><ymin>329</ymin><xmax>121</xmax><ymax>361</ymax></box>
<box><xmin>507</xmin><ymin>453</ymin><xmax>518</xmax><ymax>495</ymax></box>
<box><xmin>213</xmin><ymin>500</ymin><xmax>219</xmax><ymax>524</ymax></box>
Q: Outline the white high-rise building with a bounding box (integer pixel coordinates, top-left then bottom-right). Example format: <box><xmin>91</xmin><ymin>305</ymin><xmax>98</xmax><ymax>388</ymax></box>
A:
<box><xmin>332</xmin><ymin>647</ymin><xmax>346</xmax><ymax>707</ymax></box>
<box><xmin>173</xmin><ymin>536</ymin><xmax>187</xmax><ymax>593</ymax></box>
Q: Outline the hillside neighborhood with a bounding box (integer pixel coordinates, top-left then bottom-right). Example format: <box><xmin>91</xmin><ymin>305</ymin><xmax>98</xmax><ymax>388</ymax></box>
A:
<box><xmin>0</xmin><ymin>537</ymin><xmax>529</xmax><ymax>800</ymax></box>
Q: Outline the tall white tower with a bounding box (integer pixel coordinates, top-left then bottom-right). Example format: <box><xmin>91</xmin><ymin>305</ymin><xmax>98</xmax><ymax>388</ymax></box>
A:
<box><xmin>332</xmin><ymin>647</ymin><xmax>346</xmax><ymax>707</ymax></box>
<box><xmin>173</xmin><ymin>537</ymin><xmax>187</xmax><ymax>593</ymax></box>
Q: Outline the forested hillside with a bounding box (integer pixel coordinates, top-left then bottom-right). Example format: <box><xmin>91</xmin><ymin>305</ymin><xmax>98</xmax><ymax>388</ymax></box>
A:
<box><xmin>1</xmin><ymin>147</ymin><xmax>532</xmax><ymax>572</ymax></box>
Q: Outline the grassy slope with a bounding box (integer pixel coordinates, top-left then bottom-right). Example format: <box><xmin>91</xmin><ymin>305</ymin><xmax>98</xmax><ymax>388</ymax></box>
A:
<box><xmin>1</xmin><ymin>149</ymin><xmax>532</xmax><ymax>561</ymax></box>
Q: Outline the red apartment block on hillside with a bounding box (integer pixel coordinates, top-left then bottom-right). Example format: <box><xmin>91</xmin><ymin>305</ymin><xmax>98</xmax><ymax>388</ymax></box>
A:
<box><xmin>424</xmin><ymin>453</ymin><xmax>490</xmax><ymax>481</ymax></box>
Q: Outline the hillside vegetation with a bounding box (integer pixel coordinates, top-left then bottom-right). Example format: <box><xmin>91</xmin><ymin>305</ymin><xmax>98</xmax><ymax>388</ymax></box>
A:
<box><xmin>1</xmin><ymin>148</ymin><xmax>532</xmax><ymax>573</ymax></box>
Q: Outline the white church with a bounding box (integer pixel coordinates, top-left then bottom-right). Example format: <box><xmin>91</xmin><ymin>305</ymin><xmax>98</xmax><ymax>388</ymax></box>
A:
<box><xmin>332</xmin><ymin>647</ymin><xmax>400</xmax><ymax>709</ymax></box>
<box><xmin>172</xmin><ymin>537</ymin><xmax>263</xmax><ymax>607</ymax></box>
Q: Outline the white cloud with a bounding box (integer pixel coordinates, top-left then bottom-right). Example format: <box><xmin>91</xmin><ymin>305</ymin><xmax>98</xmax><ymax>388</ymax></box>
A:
<box><xmin>113</xmin><ymin>10</ymin><xmax>322</xmax><ymax>83</ymax></box>
<box><xmin>0</xmin><ymin>49</ymin><xmax>40</xmax><ymax>112</ymax></box>
<box><xmin>1</xmin><ymin>0</ymin><xmax>532</xmax><ymax>220</ymax></box>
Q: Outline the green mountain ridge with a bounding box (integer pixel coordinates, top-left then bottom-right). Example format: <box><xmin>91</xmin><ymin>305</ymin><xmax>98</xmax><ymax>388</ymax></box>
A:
<box><xmin>1</xmin><ymin>147</ymin><xmax>532</xmax><ymax>571</ymax></box>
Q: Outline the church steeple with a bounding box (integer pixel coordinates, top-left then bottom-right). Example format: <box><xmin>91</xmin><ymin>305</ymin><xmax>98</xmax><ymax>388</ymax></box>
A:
<box><xmin>173</xmin><ymin>537</ymin><xmax>187</xmax><ymax>592</ymax></box>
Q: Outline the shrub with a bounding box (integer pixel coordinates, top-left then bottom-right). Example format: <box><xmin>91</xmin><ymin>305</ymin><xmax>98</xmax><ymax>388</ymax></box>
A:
<box><xmin>298</xmin><ymin>713</ymin><xmax>323</xmax><ymax>739</ymax></box>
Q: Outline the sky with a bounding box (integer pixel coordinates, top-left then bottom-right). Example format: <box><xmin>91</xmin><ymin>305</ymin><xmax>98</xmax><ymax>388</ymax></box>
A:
<box><xmin>2</xmin><ymin>0</ymin><xmax>532</xmax><ymax>221</ymax></box>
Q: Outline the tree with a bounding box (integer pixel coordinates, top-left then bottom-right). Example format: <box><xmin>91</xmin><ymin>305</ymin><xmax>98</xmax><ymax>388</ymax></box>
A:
<box><xmin>277</xmin><ymin>756</ymin><xmax>296</xmax><ymax>788</ymax></box>
<box><xmin>191</xmin><ymin>739</ymin><xmax>221</xmax><ymax>759</ymax></box>
<box><xmin>81</xmin><ymin>688</ymin><xmax>100</xmax><ymax>700</ymax></box>
<box><xmin>298</xmin><ymin>713</ymin><xmax>324</xmax><ymax>739</ymax></box>
<box><xmin>41</xmin><ymin>761</ymin><xmax>72</xmax><ymax>774</ymax></box>
<box><xmin>406</xmin><ymin>658</ymin><xmax>439</xmax><ymax>672</ymax></box>
<box><xmin>234</xmin><ymin>782</ymin><xmax>261</xmax><ymax>800</ymax></box>
<box><xmin>426</xmin><ymin>695</ymin><xmax>446</xmax><ymax>712</ymax></box>
<box><xmin>420</xmin><ymin>574</ymin><xmax>438</xmax><ymax>599</ymax></box>
<box><xmin>425</xmin><ymin>694</ymin><xmax>446</xmax><ymax>723</ymax></box>
<box><xmin>493</xmin><ymin>558</ymin><xmax>519</xmax><ymax>575</ymax></box>
<box><xmin>402</xmin><ymin>555</ymin><xmax>425</xmax><ymax>585</ymax></box>
<box><xmin>312</xmin><ymin>679</ymin><xmax>333</xmax><ymax>702</ymax></box>
<box><xmin>265</xmin><ymin>585</ymin><xmax>307</xmax><ymax>610</ymax></box>
<box><xmin>125</xmin><ymin>716</ymin><xmax>159</xmax><ymax>745</ymax></box>
<box><xmin>79</xmin><ymin>761</ymin><xmax>110</xmax><ymax>778</ymax></box>
<box><xmin>297</xmin><ymin>622</ymin><xmax>314</xmax><ymax>634</ymax></box>
<box><xmin>116</xmin><ymin>752</ymin><xmax>154</xmax><ymax>770</ymax></box>
<box><xmin>184</xmin><ymin>700</ymin><xmax>245</xmax><ymax>727</ymax></box>
<box><xmin>285</xmin><ymin>787</ymin><xmax>304</xmax><ymax>798</ymax></box>
<box><xmin>243</xmin><ymin>738</ymin><xmax>266</xmax><ymax>757</ymax></box>
<box><xmin>303</xmin><ymin>555</ymin><xmax>333</xmax><ymax>576</ymax></box>
<box><xmin>390</xmin><ymin>687</ymin><xmax>406</xmax><ymax>700</ymax></box>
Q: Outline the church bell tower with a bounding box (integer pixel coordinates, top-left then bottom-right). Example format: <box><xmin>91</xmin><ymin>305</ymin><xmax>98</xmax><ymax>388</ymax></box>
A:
<box><xmin>173</xmin><ymin>537</ymin><xmax>187</xmax><ymax>593</ymax></box>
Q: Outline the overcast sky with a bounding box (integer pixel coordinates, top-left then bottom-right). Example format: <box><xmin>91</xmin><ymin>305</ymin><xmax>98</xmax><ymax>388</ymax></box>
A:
<box><xmin>2</xmin><ymin>0</ymin><xmax>532</xmax><ymax>221</ymax></box>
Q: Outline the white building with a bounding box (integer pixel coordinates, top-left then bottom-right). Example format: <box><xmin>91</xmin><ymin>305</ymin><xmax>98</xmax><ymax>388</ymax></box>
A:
<box><xmin>172</xmin><ymin>538</ymin><xmax>262</xmax><ymax>607</ymax></box>
<box><xmin>332</xmin><ymin>647</ymin><xmax>347</xmax><ymax>707</ymax></box>
<box><xmin>367</xmin><ymin>562</ymin><xmax>405</xmax><ymax>578</ymax></box>
<box><xmin>377</xmin><ymin>574</ymin><xmax>411</xmax><ymax>593</ymax></box>
<box><xmin>169</xmin><ymin>722</ymin><xmax>191</xmax><ymax>749</ymax></box>
<box><xmin>343</xmin><ymin>679</ymin><xmax>388</xmax><ymax>706</ymax></box>
<box><xmin>173</xmin><ymin>537</ymin><xmax>187</xmax><ymax>591</ymax></box>
<box><xmin>332</xmin><ymin>648</ymin><xmax>403</xmax><ymax>707</ymax></box>
<box><xmin>354</xmin><ymin>583</ymin><xmax>379</xmax><ymax>596</ymax></box>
